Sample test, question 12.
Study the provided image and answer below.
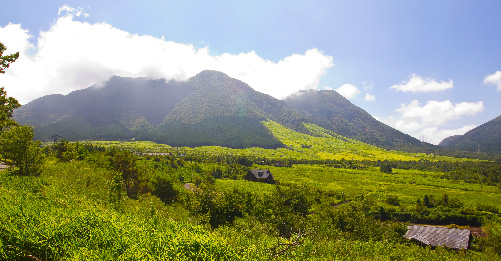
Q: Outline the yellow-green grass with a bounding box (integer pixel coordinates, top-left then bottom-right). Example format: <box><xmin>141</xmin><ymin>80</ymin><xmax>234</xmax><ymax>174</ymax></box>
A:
<box><xmin>268</xmin><ymin>164</ymin><xmax>501</xmax><ymax>209</ymax></box>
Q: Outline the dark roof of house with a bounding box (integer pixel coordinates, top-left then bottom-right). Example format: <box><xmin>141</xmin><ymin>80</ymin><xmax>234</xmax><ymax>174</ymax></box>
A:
<box><xmin>404</xmin><ymin>225</ymin><xmax>471</xmax><ymax>249</ymax></box>
<box><xmin>248</xmin><ymin>169</ymin><xmax>274</xmax><ymax>179</ymax></box>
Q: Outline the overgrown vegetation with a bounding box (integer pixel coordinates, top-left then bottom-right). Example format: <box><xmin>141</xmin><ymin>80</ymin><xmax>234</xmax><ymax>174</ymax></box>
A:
<box><xmin>0</xmin><ymin>139</ymin><xmax>500</xmax><ymax>260</ymax></box>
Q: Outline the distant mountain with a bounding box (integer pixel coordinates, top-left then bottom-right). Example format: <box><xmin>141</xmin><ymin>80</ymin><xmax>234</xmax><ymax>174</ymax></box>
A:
<box><xmin>147</xmin><ymin>70</ymin><xmax>306</xmax><ymax>148</ymax></box>
<box><xmin>284</xmin><ymin>90</ymin><xmax>434</xmax><ymax>151</ymax></box>
<box><xmin>439</xmin><ymin>115</ymin><xmax>501</xmax><ymax>153</ymax></box>
<box><xmin>15</xmin><ymin>76</ymin><xmax>194</xmax><ymax>141</ymax></box>
<box><xmin>15</xmin><ymin>70</ymin><xmax>436</xmax><ymax>151</ymax></box>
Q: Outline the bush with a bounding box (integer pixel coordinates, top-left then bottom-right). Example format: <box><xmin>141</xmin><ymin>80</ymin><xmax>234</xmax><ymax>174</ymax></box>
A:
<box><xmin>151</xmin><ymin>176</ymin><xmax>178</xmax><ymax>204</ymax></box>
<box><xmin>380</xmin><ymin>160</ymin><xmax>392</xmax><ymax>173</ymax></box>
<box><xmin>0</xmin><ymin>125</ymin><xmax>45</xmax><ymax>175</ymax></box>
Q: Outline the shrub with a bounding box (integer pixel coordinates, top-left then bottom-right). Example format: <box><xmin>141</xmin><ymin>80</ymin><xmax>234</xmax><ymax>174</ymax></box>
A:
<box><xmin>0</xmin><ymin>125</ymin><xmax>45</xmax><ymax>175</ymax></box>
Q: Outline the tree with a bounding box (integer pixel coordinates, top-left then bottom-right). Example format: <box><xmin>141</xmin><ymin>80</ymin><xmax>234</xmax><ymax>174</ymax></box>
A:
<box><xmin>0</xmin><ymin>87</ymin><xmax>20</xmax><ymax>132</ymax></box>
<box><xmin>0</xmin><ymin>125</ymin><xmax>45</xmax><ymax>175</ymax></box>
<box><xmin>380</xmin><ymin>160</ymin><xmax>393</xmax><ymax>174</ymax></box>
<box><xmin>0</xmin><ymin>42</ymin><xmax>44</xmax><ymax>175</ymax></box>
<box><xmin>0</xmin><ymin>42</ymin><xmax>21</xmax><ymax>132</ymax></box>
<box><xmin>0</xmin><ymin>42</ymin><xmax>19</xmax><ymax>74</ymax></box>
<box><xmin>107</xmin><ymin>148</ymin><xmax>140</xmax><ymax>199</ymax></box>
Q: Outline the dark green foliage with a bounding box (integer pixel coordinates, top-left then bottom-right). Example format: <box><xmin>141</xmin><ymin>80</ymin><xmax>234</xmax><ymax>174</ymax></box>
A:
<box><xmin>284</xmin><ymin>89</ymin><xmax>435</xmax><ymax>152</ymax></box>
<box><xmin>191</xmin><ymin>187</ymin><xmax>245</xmax><ymax>228</ymax></box>
<box><xmin>53</xmin><ymin>139</ymin><xmax>88</xmax><ymax>162</ymax></box>
<box><xmin>151</xmin><ymin>116</ymin><xmax>283</xmax><ymax>149</ymax></box>
<box><xmin>106</xmin><ymin>148</ymin><xmax>140</xmax><ymax>199</ymax></box>
<box><xmin>0</xmin><ymin>42</ymin><xmax>21</xmax><ymax>132</ymax></box>
<box><xmin>0</xmin><ymin>125</ymin><xmax>45</xmax><ymax>175</ymax></box>
<box><xmin>151</xmin><ymin>176</ymin><xmax>178</xmax><ymax>204</ymax></box>
<box><xmin>476</xmin><ymin>203</ymin><xmax>499</xmax><ymax>214</ymax></box>
<box><xmin>379</xmin><ymin>160</ymin><xmax>393</xmax><ymax>173</ymax></box>
<box><xmin>268</xmin><ymin>185</ymin><xmax>313</xmax><ymax>237</ymax></box>
<box><xmin>439</xmin><ymin>115</ymin><xmax>501</xmax><ymax>153</ymax></box>
<box><xmin>386</xmin><ymin>195</ymin><xmax>400</xmax><ymax>206</ymax></box>
<box><xmin>0</xmin><ymin>87</ymin><xmax>20</xmax><ymax>132</ymax></box>
<box><xmin>0</xmin><ymin>42</ymin><xmax>19</xmax><ymax>74</ymax></box>
<box><xmin>318</xmin><ymin>203</ymin><xmax>407</xmax><ymax>242</ymax></box>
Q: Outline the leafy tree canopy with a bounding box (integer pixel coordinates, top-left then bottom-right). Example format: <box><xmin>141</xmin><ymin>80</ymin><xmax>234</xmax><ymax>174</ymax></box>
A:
<box><xmin>0</xmin><ymin>42</ymin><xmax>19</xmax><ymax>74</ymax></box>
<box><xmin>0</xmin><ymin>42</ymin><xmax>21</xmax><ymax>131</ymax></box>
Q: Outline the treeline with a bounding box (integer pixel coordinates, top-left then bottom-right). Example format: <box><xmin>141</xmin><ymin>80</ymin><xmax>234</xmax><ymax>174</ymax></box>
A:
<box><xmin>181</xmin><ymin>153</ymin><xmax>501</xmax><ymax>187</ymax></box>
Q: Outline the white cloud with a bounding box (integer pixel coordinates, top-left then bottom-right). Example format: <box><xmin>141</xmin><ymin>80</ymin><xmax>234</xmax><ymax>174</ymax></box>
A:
<box><xmin>382</xmin><ymin>100</ymin><xmax>484</xmax><ymax>145</ymax></box>
<box><xmin>58</xmin><ymin>5</ymin><xmax>90</xmax><ymax>18</ymax></box>
<box><xmin>336</xmin><ymin>84</ymin><xmax>360</xmax><ymax>99</ymax></box>
<box><xmin>484</xmin><ymin>71</ymin><xmax>501</xmax><ymax>91</ymax></box>
<box><xmin>364</xmin><ymin>93</ymin><xmax>375</xmax><ymax>101</ymax></box>
<box><xmin>0</xmin><ymin>23</ymin><xmax>34</xmax><ymax>55</ymax></box>
<box><xmin>419</xmin><ymin>125</ymin><xmax>476</xmax><ymax>145</ymax></box>
<box><xmin>0</xmin><ymin>10</ymin><xmax>333</xmax><ymax>104</ymax></box>
<box><xmin>396</xmin><ymin>100</ymin><xmax>484</xmax><ymax>126</ymax></box>
<box><xmin>390</xmin><ymin>74</ymin><xmax>453</xmax><ymax>93</ymax></box>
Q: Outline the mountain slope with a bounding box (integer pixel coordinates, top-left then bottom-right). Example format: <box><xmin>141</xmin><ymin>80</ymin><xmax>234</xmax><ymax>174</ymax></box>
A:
<box><xmin>14</xmin><ymin>71</ymin><xmax>303</xmax><ymax>148</ymax></box>
<box><xmin>15</xmin><ymin>70</ymin><xmax>438</xmax><ymax>151</ymax></box>
<box><xmin>15</xmin><ymin>76</ymin><xmax>193</xmax><ymax>130</ymax></box>
<box><xmin>439</xmin><ymin>115</ymin><xmax>501</xmax><ymax>153</ymax></box>
<box><xmin>284</xmin><ymin>90</ymin><xmax>435</xmax><ymax>152</ymax></box>
<box><xmin>150</xmin><ymin>70</ymin><xmax>306</xmax><ymax>148</ymax></box>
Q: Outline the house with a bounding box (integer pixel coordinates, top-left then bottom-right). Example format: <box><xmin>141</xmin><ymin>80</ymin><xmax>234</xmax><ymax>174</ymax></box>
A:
<box><xmin>404</xmin><ymin>225</ymin><xmax>472</xmax><ymax>250</ymax></box>
<box><xmin>245</xmin><ymin>169</ymin><xmax>276</xmax><ymax>184</ymax></box>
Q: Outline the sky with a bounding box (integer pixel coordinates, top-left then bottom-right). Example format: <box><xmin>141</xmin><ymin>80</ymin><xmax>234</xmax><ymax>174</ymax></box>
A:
<box><xmin>0</xmin><ymin>0</ymin><xmax>500</xmax><ymax>145</ymax></box>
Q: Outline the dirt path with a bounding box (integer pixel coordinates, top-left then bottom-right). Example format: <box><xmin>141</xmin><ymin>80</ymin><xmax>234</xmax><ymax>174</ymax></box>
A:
<box><xmin>0</xmin><ymin>163</ymin><xmax>7</xmax><ymax>171</ymax></box>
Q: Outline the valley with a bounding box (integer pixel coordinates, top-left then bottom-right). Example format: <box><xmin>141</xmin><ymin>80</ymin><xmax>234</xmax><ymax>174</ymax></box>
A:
<box><xmin>1</xmin><ymin>117</ymin><xmax>500</xmax><ymax>259</ymax></box>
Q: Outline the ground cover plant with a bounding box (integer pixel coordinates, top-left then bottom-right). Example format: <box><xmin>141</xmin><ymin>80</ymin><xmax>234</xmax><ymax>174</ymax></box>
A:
<box><xmin>1</xmin><ymin>137</ymin><xmax>500</xmax><ymax>260</ymax></box>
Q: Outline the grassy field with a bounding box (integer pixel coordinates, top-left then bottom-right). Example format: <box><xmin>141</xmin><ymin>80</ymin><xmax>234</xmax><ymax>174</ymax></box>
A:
<box><xmin>1</xmin><ymin>120</ymin><xmax>499</xmax><ymax>260</ymax></box>
<box><xmin>88</xmin><ymin>120</ymin><xmax>475</xmax><ymax>163</ymax></box>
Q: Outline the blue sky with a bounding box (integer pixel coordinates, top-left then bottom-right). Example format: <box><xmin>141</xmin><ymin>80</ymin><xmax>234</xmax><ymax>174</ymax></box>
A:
<box><xmin>0</xmin><ymin>0</ymin><xmax>500</xmax><ymax>144</ymax></box>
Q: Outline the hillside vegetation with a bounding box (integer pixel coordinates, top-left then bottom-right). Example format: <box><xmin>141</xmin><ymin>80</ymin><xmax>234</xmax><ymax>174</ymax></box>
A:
<box><xmin>440</xmin><ymin>115</ymin><xmax>501</xmax><ymax>153</ymax></box>
<box><xmin>15</xmin><ymin>70</ymin><xmax>459</xmax><ymax>154</ymax></box>
<box><xmin>1</xmin><ymin>138</ymin><xmax>500</xmax><ymax>260</ymax></box>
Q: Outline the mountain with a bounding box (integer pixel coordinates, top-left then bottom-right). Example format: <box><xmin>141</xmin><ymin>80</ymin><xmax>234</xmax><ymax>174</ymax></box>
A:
<box><xmin>284</xmin><ymin>90</ymin><xmax>434</xmax><ymax>152</ymax></box>
<box><xmin>14</xmin><ymin>71</ymin><xmax>305</xmax><ymax>148</ymax></box>
<box><xmin>439</xmin><ymin>115</ymin><xmax>501</xmax><ymax>153</ymax></box>
<box><xmin>14</xmin><ymin>76</ymin><xmax>194</xmax><ymax>141</ymax></box>
<box><xmin>147</xmin><ymin>70</ymin><xmax>306</xmax><ymax>148</ymax></box>
<box><xmin>15</xmin><ymin>70</ymin><xmax>434</xmax><ymax>151</ymax></box>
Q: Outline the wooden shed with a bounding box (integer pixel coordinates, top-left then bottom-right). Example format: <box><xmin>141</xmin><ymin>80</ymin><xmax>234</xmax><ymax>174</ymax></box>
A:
<box><xmin>404</xmin><ymin>225</ymin><xmax>472</xmax><ymax>250</ymax></box>
<box><xmin>245</xmin><ymin>169</ymin><xmax>276</xmax><ymax>184</ymax></box>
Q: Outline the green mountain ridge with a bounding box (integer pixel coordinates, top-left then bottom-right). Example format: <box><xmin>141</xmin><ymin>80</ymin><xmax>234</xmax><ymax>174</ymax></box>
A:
<box><xmin>439</xmin><ymin>115</ymin><xmax>501</xmax><ymax>153</ymax></box>
<box><xmin>15</xmin><ymin>70</ymin><xmax>440</xmax><ymax>152</ymax></box>
<box><xmin>284</xmin><ymin>89</ymin><xmax>434</xmax><ymax>152</ymax></box>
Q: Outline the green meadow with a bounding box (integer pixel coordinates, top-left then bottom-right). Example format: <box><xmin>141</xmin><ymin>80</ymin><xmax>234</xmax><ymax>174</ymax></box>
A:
<box><xmin>1</xmin><ymin>121</ymin><xmax>500</xmax><ymax>260</ymax></box>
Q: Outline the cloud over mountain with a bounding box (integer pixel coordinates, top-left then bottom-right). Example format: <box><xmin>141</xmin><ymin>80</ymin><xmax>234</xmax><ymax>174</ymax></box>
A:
<box><xmin>384</xmin><ymin>100</ymin><xmax>484</xmax><ymax>144</ymax></box>
<box><xmin>0</xmin><ymin>10</ymin><xmax>333</xmax><ymax>104</ymax></box>
<box><xmin>335</xmin><ymin>84</ymin><xmax>360</xmax><ymax>99</ymax></box>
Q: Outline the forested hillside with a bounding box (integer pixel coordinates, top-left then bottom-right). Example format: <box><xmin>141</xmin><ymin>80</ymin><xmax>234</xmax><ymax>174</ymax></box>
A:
<box><xmin>440</xmin><ymin>115</ymin><xmax>501</xmax><ymax>153</ymax></box>
<box><xmin>284</xmin><ymin>90</ymin><xmax>435</xmax><ymax>152</ymax></box>
<box><xmin>10</xmin><ymin>70</ymin><xmax>461</xmax><ymax>153</ymax></box>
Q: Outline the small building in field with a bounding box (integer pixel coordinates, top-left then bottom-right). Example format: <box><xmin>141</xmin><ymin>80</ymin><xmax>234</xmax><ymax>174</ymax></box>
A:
<box><xmin>245</xmin><ymin>169</ymin><xmax>275</xmax><ymax>184</ymax></box>
<box><xmin>404</xmin><ymin>225</ymin><xmax>472</xmax><ymax>250</ymax></box>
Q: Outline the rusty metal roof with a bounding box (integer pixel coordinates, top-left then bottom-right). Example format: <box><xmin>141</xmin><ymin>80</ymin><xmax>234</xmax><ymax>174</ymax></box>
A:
<box><xmin>404</xmin><ymin>225</ymin><xmax>471</xmax><ymax>249</ymax></box>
